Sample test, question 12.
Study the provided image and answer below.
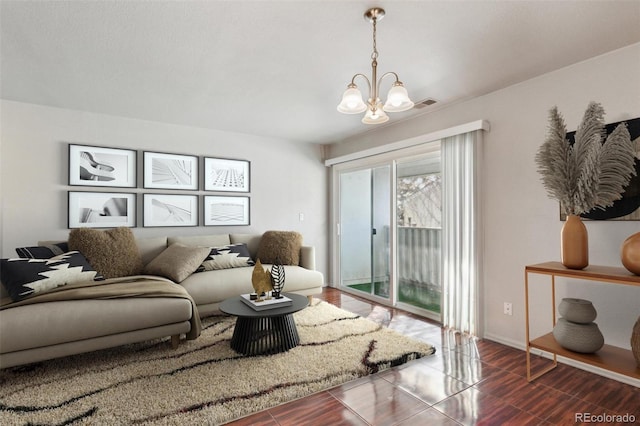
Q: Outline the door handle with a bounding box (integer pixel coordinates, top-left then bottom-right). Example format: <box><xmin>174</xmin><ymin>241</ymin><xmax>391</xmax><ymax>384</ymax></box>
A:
<box><xmin>372</xmin><ymin>228</ymin><xmax>377</xmax><ymax>235</ymax></box>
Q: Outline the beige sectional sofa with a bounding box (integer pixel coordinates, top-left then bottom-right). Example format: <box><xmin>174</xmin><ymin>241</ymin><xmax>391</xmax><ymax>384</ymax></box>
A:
<box><xmin>162</xmin><ymin>233</ymin><xmax>322</xmax><ymax>316</ymax></box>
<box><xmin>0</xmin><ymin>232</ymin><xmax>323</xmax><ymax>369</ymax></box>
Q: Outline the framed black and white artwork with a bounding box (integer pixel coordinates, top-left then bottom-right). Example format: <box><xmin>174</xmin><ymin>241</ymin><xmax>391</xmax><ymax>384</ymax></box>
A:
<box><xmin>143</xmin><ymin>194</ymin><xmax>198</xmax><ymax>227</ymax></box>
<box><xmin>68</xmin><ymin>191</ymin><xmax>136</xmax><ymax>228</ymax></box>
<box><xmin>203</xmin><ymin>195</ymin><xmax>250</xmax><ymax>226</ymax></box>
<box><xmin>143</xmin><ymin>151</ymin><xmax>199</xmax><ymax>190</ymax></box>
<box><xmin>68</xmin><ymin>144</ymin><xmax>137</xmax><ymax>187</ymax></box>
<box><xmin>204</xmin><ymin>157</ymin><xmax>250</xmax><ymax>192</ymax></box>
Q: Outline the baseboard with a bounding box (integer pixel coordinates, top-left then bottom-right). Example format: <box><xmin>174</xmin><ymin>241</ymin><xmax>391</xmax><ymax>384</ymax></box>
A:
<box><xmin>482</xmin><ymin>333</ymin><xmax>525</xmax><ymax>350</ymax></box>
<box><xmin>482</xmin><ymin>332</ymin><xmax>640</xmax><ymax>388</ymax></box>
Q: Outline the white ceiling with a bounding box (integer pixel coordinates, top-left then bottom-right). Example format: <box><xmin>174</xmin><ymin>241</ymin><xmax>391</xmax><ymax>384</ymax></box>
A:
<box><xmin>2</xmin><ymin>1</ymin><xmax>639</xmax><ymax>144</ymax></box>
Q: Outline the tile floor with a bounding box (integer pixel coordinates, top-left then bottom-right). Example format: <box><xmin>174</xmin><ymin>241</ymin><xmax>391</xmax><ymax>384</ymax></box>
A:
<box><xmin>227</xmin><ymin>288</ymin><xmax>639</xmax><ymax>425</ymax></box>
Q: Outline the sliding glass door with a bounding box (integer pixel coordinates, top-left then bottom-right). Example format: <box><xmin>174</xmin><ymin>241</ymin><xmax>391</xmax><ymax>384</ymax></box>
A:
<box><xmin>339</xmin><ymin>165</ymin><xmax>391</xmax><ymax>301</ymax></box>
<box><xmin>372</xmin><ymin>165</ymin><xmax>391</xmax><ymax>299</ymax></box>
<box><xmin>396</xmin><ymin>156</ymin><xmax>442</xmax><ymax>316</ymax></box>
<box><xmin>335</xmin><ymin>144</ymin><xmax>442</xmax><ymax>319</ymax></box>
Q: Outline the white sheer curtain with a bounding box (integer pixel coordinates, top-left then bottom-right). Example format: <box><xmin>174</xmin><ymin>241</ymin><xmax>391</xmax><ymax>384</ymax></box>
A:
<box><xmin>442</xmin><ymin>130</ymin><xmax>483</xmax><ymax>336</ymax></box>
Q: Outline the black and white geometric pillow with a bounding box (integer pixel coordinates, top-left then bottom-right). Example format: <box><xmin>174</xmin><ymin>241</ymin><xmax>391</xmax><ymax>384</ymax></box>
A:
<box><xmin>196</xmin><ymin>243</ymin><xmax>255</xmax><ymax>272</ymax></box>
<box><xmin>15</xmin><ymin>242</ymin><xmax>69</xmax><ymax>259</ymax></box>
<box><xmin>0</xmin><ymin>251</ymin><xmax>103</xmax><ymax>302</ymax></box>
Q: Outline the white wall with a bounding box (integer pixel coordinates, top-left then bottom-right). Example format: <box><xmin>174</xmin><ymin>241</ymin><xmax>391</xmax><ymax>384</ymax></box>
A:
<box><xmin>0</xmin><ymin>101</ymin><xmax>329</xmax><ymax>278</ymax></box>
<box><xmin>326</xmin><ymin>43</ymin><xmax>640</xmax><ymax>350</ymax></box>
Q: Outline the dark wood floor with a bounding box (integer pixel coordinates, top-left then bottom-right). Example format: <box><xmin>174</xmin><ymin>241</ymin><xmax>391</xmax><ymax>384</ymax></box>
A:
<box><xmin>227</xmin><ymin>288</ymin><xmax>639</xmax><ymax>425</ymax></box>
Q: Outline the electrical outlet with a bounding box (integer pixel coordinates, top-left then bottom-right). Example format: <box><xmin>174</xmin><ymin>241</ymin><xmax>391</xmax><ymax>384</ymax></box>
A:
<box><xmin>504</xmin><ymin>302</ymin><xmax>513</xmax><ymax>316</ymax></box>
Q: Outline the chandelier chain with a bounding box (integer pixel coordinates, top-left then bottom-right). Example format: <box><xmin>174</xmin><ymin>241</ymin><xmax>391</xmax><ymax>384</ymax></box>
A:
<box><xmin>371</xmin><ymin>17</ymin><xmax>378</xmax><ymax>60</ymax></box>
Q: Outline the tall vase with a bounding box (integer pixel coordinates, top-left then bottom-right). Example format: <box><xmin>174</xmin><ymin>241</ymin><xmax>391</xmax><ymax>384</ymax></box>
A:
<box><xmin>561</xmin><ymin>214</ymin><xmax>588</xmax><ymax>270</ymax></box>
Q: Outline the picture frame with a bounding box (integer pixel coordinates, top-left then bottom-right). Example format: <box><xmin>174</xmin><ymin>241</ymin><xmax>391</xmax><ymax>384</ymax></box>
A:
<box><xmin>68</xmin><ymin>191</ymin><xmax>136</xmax><ymax>228</ymax></box>
<box><xmin>204</xmin><ymin>157</ymin><xmax>250</xmax><ymax>192</ymax></box>
<box><xmin>68</xmin><ymin>144</ymin><xmax>136</xmax><ymax>187</ymax></box>
<box><xmin>143</xmin><ymin>151</ymin><xmax>199</xmax><ymax>190</ymax></box>
<box><xmin>203</xmin><ymin>195</ymin><xmax>250</xmax><ymax>226</ymax></box>
<box><xmin>143</xmin><ymin>193</ymin><xmax>198</xmax><ymax>227</ymax></box>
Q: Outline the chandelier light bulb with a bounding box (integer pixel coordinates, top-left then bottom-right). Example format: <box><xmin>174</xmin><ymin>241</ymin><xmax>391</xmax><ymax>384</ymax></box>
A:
<box><xmin>383</xmin><ymin>82</ymin><xmax>414</xmax><ymax>112</ymax></box>
<box><xmin>337</xmin><ymin>85</ymin><xmax>367</xmax><ymax>114</ymax></box>
<box><xmin>362</xmin><ymin>101</ymin><xmax>389</xmax><ymax>124</ymax></box>
<box><xmin>389</xmin><ymin>91</ymin><xmax>404</xmax><ymax>107</ymax></box>
<box><xmin>346</xmin><ymin>95</ymin><xmax>361</xmax><ymax>109</ymax></box>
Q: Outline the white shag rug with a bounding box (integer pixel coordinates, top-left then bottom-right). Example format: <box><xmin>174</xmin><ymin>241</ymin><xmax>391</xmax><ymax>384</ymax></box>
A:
<box><xmin>0</xmin><ymin>300</ymin><xmax>435</xmax><ymax>425</ymax></box>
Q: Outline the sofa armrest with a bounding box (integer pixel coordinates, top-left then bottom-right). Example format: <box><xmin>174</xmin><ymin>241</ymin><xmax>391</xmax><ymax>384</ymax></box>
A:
<box><xmin>299</xmin><ymin>246</ymin><xmax>316</xmax><ymax>270</ymax></box>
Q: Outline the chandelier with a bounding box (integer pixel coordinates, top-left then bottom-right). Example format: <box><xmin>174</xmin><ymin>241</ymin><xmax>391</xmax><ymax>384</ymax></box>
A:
<box><xmin>337</xmin><ymin>7</ymin><xmax>414</xmax><ymax>124</ymax></box>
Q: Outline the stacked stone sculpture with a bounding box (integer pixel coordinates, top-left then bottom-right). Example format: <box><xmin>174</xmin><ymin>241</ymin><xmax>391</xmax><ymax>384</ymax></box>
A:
<box><xmin>552</xmin><ymin>298</ymin><xmax>604</xmax><ymax>353</ymax></box>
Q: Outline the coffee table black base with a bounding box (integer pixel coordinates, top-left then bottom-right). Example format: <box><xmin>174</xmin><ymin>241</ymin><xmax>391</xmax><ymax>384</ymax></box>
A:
<box><xmin>230</xmin><ymin>314</ymin><xmax>300</xmax><ymax>356</ymax></box>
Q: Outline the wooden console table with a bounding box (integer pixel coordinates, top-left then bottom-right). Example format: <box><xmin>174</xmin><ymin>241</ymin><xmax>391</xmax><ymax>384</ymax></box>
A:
<box><xmin>524</xmin><ymin>261</ymin><xmax>640</xmax><ymax>382</ymax></box>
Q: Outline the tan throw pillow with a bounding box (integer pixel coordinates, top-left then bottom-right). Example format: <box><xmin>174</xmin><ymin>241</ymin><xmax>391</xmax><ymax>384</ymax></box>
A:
<box><xmin>256</xmin><ymin>231</ymin><xmax>303</xmax><ymax>265</ymax></box>
<box><xmin>68</xmin><ymin>227</ymin><xmax>143</xmax><ymax>279</ymax></box>
<box><xmin>144</xmin><ymin>244</ymin><xmax>211</xmax><ymax>283</ymax></box>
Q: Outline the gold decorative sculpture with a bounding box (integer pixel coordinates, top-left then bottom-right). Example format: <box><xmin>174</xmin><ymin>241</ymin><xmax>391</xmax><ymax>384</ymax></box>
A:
<box><xmin>251</xmin><ymin>259</ymin><xmax>273</xmax><ymax>301</ymax></box>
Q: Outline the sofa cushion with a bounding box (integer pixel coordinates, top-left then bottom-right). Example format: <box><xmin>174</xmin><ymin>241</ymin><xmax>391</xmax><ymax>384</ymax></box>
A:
<box><xmin>15</xmin><ymin>242</ymin><xmax>69</xmax><ymax>259</ymax></box>
<box><xmin>0</xmin><ymin>297</ymin><xmax>193</xmax><ymax>353</ymax></box>
<box><xmin>256</xmin><ymin>231</ymin><xmax>303</xmax><ymax>265</ymax></box>
<box><xmin>168</xmin><ymin>234</ymin><xmax>231</xmax><ymax>247</ymax></box>
<box><xmin>136</xmin><ymin>236</ymin><xmax>169</xmax><ymax>266</ymax></box>
<box><xmin>196</xmin><ymin>243</ymin><xmax>255</xmax><ymax>272</ymax></box>
<box><xmin>181</xmin><ymin>264</ymin><xmax>323</xmax><ymax>307</ymax></box>
<box><xmin>144</xmin><ymin>243</ymin><xmax>210</xmax><ymax>283</ymax></box>
<box><xmin>0</xmin><ymin>251</ymin><xmax>102</xmax><ymax>302</ymax></box>
<box><xmin>68</xmin><ymin>227</ymin><xmax>143</xmax><ymax>279</ymax></box>
<box><xmin>229</xmin><ymin>234</ymin><xmax>262</xmax><ymax>259</ymax></box>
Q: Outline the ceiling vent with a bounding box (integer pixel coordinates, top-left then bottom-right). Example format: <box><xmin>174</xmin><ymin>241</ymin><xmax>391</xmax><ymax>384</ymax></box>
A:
<box><xmin>413</xmin><ymin>98</ymin><xmax>437</xmax><ymax>109</ymax></box>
